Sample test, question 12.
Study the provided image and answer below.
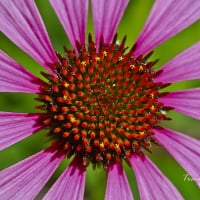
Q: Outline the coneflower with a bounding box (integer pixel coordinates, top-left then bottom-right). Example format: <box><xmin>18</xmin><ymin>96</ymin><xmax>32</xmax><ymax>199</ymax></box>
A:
<box><xmin>0</xmin><ymin>0</ymin><xmax>199</xmax><ymax>199</ymax></box>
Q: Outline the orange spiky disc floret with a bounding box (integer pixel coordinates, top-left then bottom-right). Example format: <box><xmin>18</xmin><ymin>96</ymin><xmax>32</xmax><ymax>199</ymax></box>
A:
<box><xmin>37</xmin><ymin>34</ymin><xmax>172</xmax><ymax>168</ymax></box>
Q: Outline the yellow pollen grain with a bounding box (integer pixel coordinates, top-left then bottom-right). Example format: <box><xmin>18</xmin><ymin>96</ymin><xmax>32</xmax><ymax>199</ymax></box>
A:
<box><xmin>64</xmin><ymin>82</ymin><xmax>69</xmax><ymax>88</ymax></box>
<box><xmin>139</xmin><ymin>66</ymin><xmax>144</xmax><ymax>71</ymax></box>
<box><xmin>150</xmin><ymin>93</ymin><xmax>155</xmax><ymax>98</ymax></box>
<box><xmin>95</xmin><ymin>56</ymin><xmax>100</xmax><ymax>61</ymax></box>
<box><xmin>81</xmin><ymin>61</ymin><xmax>86</xmax><ymax>66</ymax></box>
<box><xmin>100</xmin><ymin>142</ymin><xmax>104</xmax><ymax>148</ymax></box>
<box><xmin>139</xmin><ymin>131</ymin><xmax>145</xmax><ymax>136</ymax></box>
<box><xmin>103</xmin><ymin>51</ymin><xmax>107</xmax><ymax>56</ymax></box>
<box><xmin>115</xmin><ymin>143</ymin><xmax>120</xmax><ymax>149</ymax></box>
<box><xmin>63</xmin><ymin>95</ymin><xmax>68</xmax><ymax>100</ymax></box>
<box><xmin>70</xmin><ymin>116</ymin><xmax>76</xmax><ymax>123</ymax></box>
<box><xmin>151</xmin><ymin>105</ymin><xmax>155</xmax><ymax>111</ymax></box>
<box><xmin>130</xmin><ymin>64</ymin><xmax>135</xmax><ymax>69</ymax></box>
<box><xmin>118</xmin><ymin>56</ymin><xmax>124</xmax><ymax>61</ymax></box>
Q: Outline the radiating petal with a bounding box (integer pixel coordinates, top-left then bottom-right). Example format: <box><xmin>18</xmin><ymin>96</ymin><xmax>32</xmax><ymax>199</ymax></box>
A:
<box><xmin>155</xmin><ymin>42</ymin><xmax>200</xmax><ymax>83</ymax></box>
<box><xmin>0</xmin><ymin>112</ymin><xmax>42</xmax><ymax>150</ymax></box>
<box><xmin>105</xmin><ymin>162</ymin><xmax>134</xmax><ymax>200</ymax></box>
<box><xmin>49</xmin><ymin>0</ymin><xmax>88</xmax><ymax>51</ymax></box>
<box><xmin>134</xmin><ymin>0</ymin><xmax>200</xmax><ymax>56</ymax></box>
<box><xmin>43</xmin><ymin>156</ymin><xmax>86</xmax><ymax>200</ymax></box>
<box><xmin>0</xmin><ymin>148</ymin><xmax>64</xmax><ymax>200</ymax></box>
<box><xmin>0</xmin><ymin>0</ymin><xmax>57</xmax><ymax>72</ymax></box>
<box><xmin>91</xmin><ymin>0</ymin><xmax>129</xmax><ymax>49</ymax></box>
<box><xmin>130</xmin><ymin>154</ymin><xmax>183</xmax><ymax>200</ymax></box>
<box><xmin>159</xmin><ymin>88</ymin><xmax>200</xmax><ymax>120</ymax></box>
<box><xmin>0</xmin><ymin>50</ymin><xmax>41</xmax><ymax>93</ymax></box>
<box><xmin>154</xmin><ymin>128</ymin><xmax>200</xmax><ymax>187</ymax></box>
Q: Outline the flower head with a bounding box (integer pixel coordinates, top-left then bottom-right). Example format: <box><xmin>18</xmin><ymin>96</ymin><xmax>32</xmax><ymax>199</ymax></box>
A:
<box><xmin>0</xmin><ymin>0</ymin><xmax>200</xmax><ymax>199</ymax></box>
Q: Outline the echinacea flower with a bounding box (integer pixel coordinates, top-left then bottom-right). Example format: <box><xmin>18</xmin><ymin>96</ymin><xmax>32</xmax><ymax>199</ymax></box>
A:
<box><xmin>0</xmin><ymin>0</ymin><xmax>200</xmax><ymax>199</ymax></box>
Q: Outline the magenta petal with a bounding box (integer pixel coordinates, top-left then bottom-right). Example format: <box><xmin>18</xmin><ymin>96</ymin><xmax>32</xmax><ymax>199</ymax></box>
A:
<box><xmin>105</xmin><ymin>162</ymin><xmax>134</xmax><ymax>200</ymax></box>
<box><xmin>0</xmin><ymin>50</ymin><xmax>41</xmax><ymax>93</ymax></box>
<box><xmin>130</xmin><ymin>154</ymin><xmax>183</xmax><ymax>200</ymax></box>
<box><xmin>0</xmin><ymin>112</ymin><xmax>42</xmax><ymax>150</ymax></box>
<box><xmin>134</xmin><ymin>0</ymin><xmax>200</xmax><ymax>56</ymax></box>
<box><xmin>0</xmin><ymin>0</ymin><xmax>57</xmax><ymax>72</ymax></box>
<box><xmin>155</xmin><ymin>42</ymin><xmax>200</xmax><ymax>83</ymax></box>
<box><xmin>159</xmin><ymin>88</ymin><xmax>200</xmax><ymax>120</ymax></box>
<box><xmin>43</xmin><ymin>156</ymin><xmax>86</xmax><ymax>200</ymax></box>
<box><xmin>0</xmin><ymin>148</ymin><xmax>64</xmax><ymax>199</ymax></box>
<box><xmin>49</xmin><ymin>0</ymin><xmax>88</xmax><ymax>51</ymax></box>
<box><xmin>154</xmin><ymin>128</ymin><xmax>200</xmax><ymax>187</ymax></box>
<box><xmin>91</xmin><ymin>0</ymin><xmax>129</xmax><ymax>49</ymax></box>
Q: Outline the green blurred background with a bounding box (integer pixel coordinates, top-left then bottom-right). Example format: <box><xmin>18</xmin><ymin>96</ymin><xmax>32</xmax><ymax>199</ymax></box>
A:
<box><xmin>0</xmin><ymin>0</ymin><xmax>200</xmax><ymax>199</ymax></box>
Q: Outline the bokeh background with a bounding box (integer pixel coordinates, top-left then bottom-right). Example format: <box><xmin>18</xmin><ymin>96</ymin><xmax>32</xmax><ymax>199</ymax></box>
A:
<box><xmin>0</xmin><ymin>0</ymin><xmax>200</xmax><ymax>199</ymax></box>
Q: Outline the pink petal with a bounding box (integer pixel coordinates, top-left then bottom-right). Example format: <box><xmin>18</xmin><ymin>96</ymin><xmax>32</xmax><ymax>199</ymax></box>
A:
<box><xmin>154</xmin><ymin>128</ymin><xmax>200</xmax><ymax>187</ymax></box>
<box><xmin>130</xmin><ymin>154</ymin><xmax>184</xmax><ymax>200</ymax></box>
<box><xmin>43</xmin><ymin>156</ymin><xmax>86</xmax><ymax>200</ymax></box>
<box><xmin>0</xmin><ymin>148</ymin><xmax>64</xmax><ymax>199</ymax></box>
<box><xmin>134</xmin><ymin>0</ymin><xmax>200</xmax><ymax>56</ymax></box>
<box><xmin>91</xmin><ymin>0</ymin><xmax>129</xmax><ymax>49</ymax></box>
<box><xmin>0</xmin><ymin>50</ymin><xmax>41</xmax><ymax>93</ymax></box>
<box><xmin>0</xmin><ymin>0</ymin><xmax>57</xmax><ymax>72</ymax></box>
<box><xmin>0</xmin><ymin>112</ymin><xmax>42</xmax><ymax>150</ymax></box>
<box><xmin>159</xmin><ymin>88</ymin><xmax>200</xmax><ymax>120</ymax></box>
<box><xmin>49</xmin><ymin>0</ymin><xmax>89</xmax><ymax>51</ymax></box>
<box><xmin>105</xmin><ymin>162</ymin><xmax>134</xmax><ymax>200</ymax></box>
<box><xmin>155</xmin><ymin>42</ymin><xmax>200</xmax><ymax>83</ymax></box>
